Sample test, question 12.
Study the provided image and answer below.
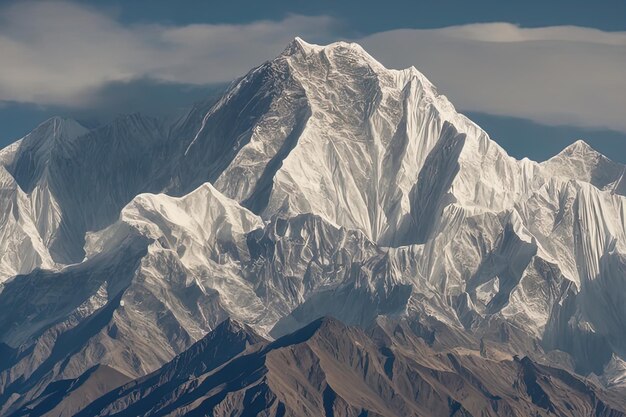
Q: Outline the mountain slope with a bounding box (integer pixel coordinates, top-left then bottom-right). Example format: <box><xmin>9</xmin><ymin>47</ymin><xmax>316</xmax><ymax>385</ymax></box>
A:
<box><xmin>73</xmin><ymin>318</ymin><xmax>265</xmax><ymax>417</ymax></box>
<box><xmin>9</xmin><ymin>365</ymin><xmax>131</xmax><ymax>417</ymax></box>
<box><xmin>76</xmin><ymin>318</ymin><xmax>626</xmax><ymax>417</ymax></box>
<box><xmin>0</xmin><ymin>183</ymin><xmax>264</xmax><ymax>413</ymax></box>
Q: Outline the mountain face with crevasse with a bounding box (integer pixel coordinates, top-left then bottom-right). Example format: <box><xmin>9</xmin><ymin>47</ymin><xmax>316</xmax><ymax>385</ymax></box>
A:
<box><xmin>1</xmin><ymin>38</ymin><xmax>626</xmax><ymax>416</ymax></box>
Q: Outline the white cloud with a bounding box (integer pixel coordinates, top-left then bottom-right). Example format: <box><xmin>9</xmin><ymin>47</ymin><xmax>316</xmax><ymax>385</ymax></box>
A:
<box><xmin>358</xmin><ymin>24</ymin><xmax>626</xmax><ymax>132</ymax></box>
<box><xmin>0</xmin><ymin>1</ymin><xmax>625</xmax><ymax>133</ymax></box>
<box><xmin>0</xmin><ymin>1</ymin><xmax>336</xmax><ymax>106</ymax></box>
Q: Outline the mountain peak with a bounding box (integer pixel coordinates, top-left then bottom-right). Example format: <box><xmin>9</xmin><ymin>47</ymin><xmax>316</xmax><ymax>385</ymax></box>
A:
<box><xmin>548</xmin><ymin>139</ymin><xmax>619</xmax><ymax>167</ymax></box>
<box><xmin>203</xmin><ymin>317</ymin><xmax>266</xmax><ymax>348</ymax></box>
<box><xmin>542</xmin><ymin>138</ymin><xmax>625</xmax><ymax>191</ymax></box>
<box><xmin>4</xmin><ymin>116</ymin><xmax>88</xmax><ymax>192</ymax></box>
<box><xmin>213</xmin><ymin>316</ymin><xmax>247</xmax><ymax>335</ymax></box>
<box><xmin>281</xmin><ymin>38</ymin><xmax>385</xmax><ymax>71</ymax></box>
<box><xmin>29</xmin><ymin>116</ymin><xmax>88</xmax><ymax>144</ymax></box>
<box><xmin>282</xmin><ymin>37</ymin><xmax>322</xmax><ymax>55</ymax></box>
<box><xmin>560</xmin><ymin>139</ymin><xmax>599</xmax><ymax>156</ymax></box>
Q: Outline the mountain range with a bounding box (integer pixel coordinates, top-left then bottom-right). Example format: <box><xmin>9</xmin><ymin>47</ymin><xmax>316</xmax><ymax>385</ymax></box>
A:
<box><xmin>0</xmin><ymin>38</ymin><xmax>625</xmax><ymax>416</ymax></box>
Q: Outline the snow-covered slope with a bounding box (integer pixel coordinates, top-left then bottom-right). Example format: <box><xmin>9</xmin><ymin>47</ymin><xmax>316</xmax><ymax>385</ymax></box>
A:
<box><xmin>7</xmin><ymin>117</ymin><xmax>89</xmax><ymax>193</ymax></box>
<box><xmin>176</xmin><ymin>38</ymin><xmax>543</xmax><ymax>247</ymax></box>
<box><xmin>0</xmin><ymin>166</ymin><xmax>55</xmax><ymax>284</ymax></box>
<box><xmin>0</xmin><ymin>117</ymin><xmax>89</xmax><ymax>283</ymax></box>
<box><xmin>0</xmin><ymin>184</ymin><xmax>262</xmax><ymax>411</ymax></box>
<box><xmin>0</xmin><ymin>114</ymin><xmax>174</xmax><ymax>265</ymax></box>
<box><xmin>1</xmin><ymin>38</ymin><xmax>626</xmax><ymax>412</ymax></box>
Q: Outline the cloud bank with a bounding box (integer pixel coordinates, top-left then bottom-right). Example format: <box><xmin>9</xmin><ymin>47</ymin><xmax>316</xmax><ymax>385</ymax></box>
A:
<box><xmin>359</xmin><ymin>24</ymin><xmax>626</xmax><ymax>132</ymax></box>
<box><xmin>0</xmin><ymin>1</ymin><xmax>336</xmax><ymax>106</ymax></box>
<box><xmin>1</xmin><ymin>1</ymin><xmax>625</xmax><ymax>132</ymax></box>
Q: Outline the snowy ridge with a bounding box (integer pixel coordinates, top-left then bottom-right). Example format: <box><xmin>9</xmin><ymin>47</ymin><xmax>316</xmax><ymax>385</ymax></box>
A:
<box><xmin>87</xmin><ymin>182</ymin><xmax>263</xmax><ymax>265</ymax></box>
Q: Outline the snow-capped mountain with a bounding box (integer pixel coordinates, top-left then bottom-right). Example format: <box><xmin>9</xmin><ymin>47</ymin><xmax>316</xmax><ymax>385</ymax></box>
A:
<box><xmin>1</xmin><ymin>38</ymin><xmax>626</xmax><ymax>414</ymax></box>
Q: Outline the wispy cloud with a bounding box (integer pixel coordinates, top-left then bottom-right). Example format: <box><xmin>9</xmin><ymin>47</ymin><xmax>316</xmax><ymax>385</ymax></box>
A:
<box><xmin>359</xmin><ymin>24</ymin><xmax>626</xmax><ymax>132</ymax></box>
<box><xmin>0</xmin><ymin>1</ymin><xmax>336</xmax><ymax>106</ymax></box>
<box><xmin>0</xmin><ymin>1</ymin><xmax>625</xmax><ymax>133</ymax></box>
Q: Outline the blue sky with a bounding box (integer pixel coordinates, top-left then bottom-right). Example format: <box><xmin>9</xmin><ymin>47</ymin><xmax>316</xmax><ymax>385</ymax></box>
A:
<box><xmin>85</xmin><ymin>0</ymin><xmax>626</xmax><ymax>31</ymax></box>
<box><xmin>1</xmin><ymin>0</ymin><xmax>625</xmax><ymax>162</ymax></box>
